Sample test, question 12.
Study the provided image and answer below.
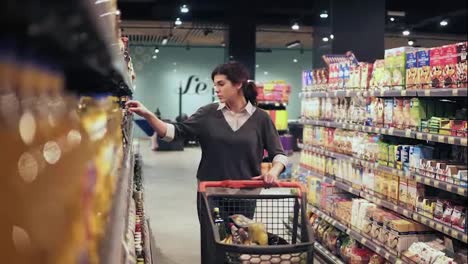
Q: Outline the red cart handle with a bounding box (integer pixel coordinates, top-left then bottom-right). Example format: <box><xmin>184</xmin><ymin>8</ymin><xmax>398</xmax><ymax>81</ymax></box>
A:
<box><xmin>198</xmin><ymin>180</ymin><xmax>306</xmax><ymax>196</ymax></box>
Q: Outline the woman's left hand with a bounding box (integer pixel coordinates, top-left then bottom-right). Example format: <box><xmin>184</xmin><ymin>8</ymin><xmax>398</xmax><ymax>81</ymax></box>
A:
<box><xmin>252</xmin><ymin>170</ymin><xmax>279</xmax><ymax>185</ymax></box>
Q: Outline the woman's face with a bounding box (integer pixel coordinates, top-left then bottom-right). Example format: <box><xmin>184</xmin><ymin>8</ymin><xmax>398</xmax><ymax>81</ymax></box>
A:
<box><xmin>213</xmin><ymin>74</ymin><xmax>242</xmax><ymax>103</ymax></box>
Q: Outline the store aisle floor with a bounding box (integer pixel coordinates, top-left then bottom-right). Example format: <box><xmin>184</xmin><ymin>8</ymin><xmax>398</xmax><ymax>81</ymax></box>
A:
<box><xmin>139</xmin><ymin>139</ymin><xmax>301</xmax><ymax>264</ymax></box>
<box><xmin>140</xmin><ymin>141</ymin><xmax>202</xmax><ymax>264</ymax></box>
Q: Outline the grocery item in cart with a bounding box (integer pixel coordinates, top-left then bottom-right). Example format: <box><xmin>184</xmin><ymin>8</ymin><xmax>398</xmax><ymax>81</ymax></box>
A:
<box><xmin>230</xmin><ymin>214</ymin><xmax>256</xmax><ymax>228</ymax></box>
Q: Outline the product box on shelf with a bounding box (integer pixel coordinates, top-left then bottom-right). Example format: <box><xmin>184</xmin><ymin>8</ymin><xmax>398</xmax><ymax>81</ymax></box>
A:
<box><xmin>388</xmin><ymin>144</ymin><xmax>396</xmax><ymax>168</ymax></box>
<box><xmin>456</xmin><ymin>42</ymin><xmax>468</xmax><ymax>88</ymax></box>
<box><xmin>378</xmin><ymin>214</ymin><xmax>402</xmax><ymax>245</ymax></box>
<box><xmin>409</xmin><ymin>98</ymin><xmax>427</xmax><ymax>129</ymax></box>
<box><xmin>407</xmin><ymin>180</ymin><xmax>424</xmax><ymax>210</ymax></box>
<box><xmin>416</xmin><ymin>196</ymin><xmax>437</xmax><ymax>218</ymax></box>
<box><xmin>393</xmin><ymin>47</ymin><xmax>413</xmax><ymax>89</ymax></box>
<box><xmin>389</xmin><ymin>174</ymin><xmax>400</xmax><ymax>204</ymax></box>
<box><xmin>442</xmin><ymin>44</ymin><xmax>458</xmax><ymax>88</ymax></box>
<box><xmin>430</xmin><ymin>47</ymin><xmax>444</xmax><ymax>88</ymax></box>
<box><xmin>402</xmin><ymin>99</ymin><xmax>412</xmax><ymax>129</ymax></box>
<box><xmin>393</xmin><ymin>98</ymin><xmax>404</xmax><ymax>129</ymax></box>
<box><xmin>406</xmin><ymin>49</ymin><xmax>418</xmax><ymax>89</ymax></box>
<box><xmin>383</xmin><ymin>50</ymin><xmax>395</xmax><ymax>89</ymax></box>
<box><xmin>360</xmin><ymin>62</ymin><xmax>373</xmax><ymax>90</ymax></box>
<box><xmin>450</xmin><ymin>120</ymin><xmax>467</xmax><ymax>137</ymax></box>
<box><xmin>370</xmin><ymin>60</ymin><xmax>385</xmax><ymax>90</ymax></box>
<box><xmin>399</xmin><ymin>179</ymin><xmax>409</xmax><ymax>207</ymax></box>
<box><xmin>416</xmin><ymin>48</ymin><xmax>431</xmax><ymax>89</ymax></box>
<box><xmin>409</xmin><ymin>145</ymin><xmax>434</xmax><ymax>172</ymax></box>
<box><xmin>386</xmin><ymin>219</ymin><xmax>435</xmax><ymax>254</ymax></box>
<box><xmin>384</xmin><ymin>98</ymin><xmax>394</xmax><ymax>128</ymax></box>
<box><xmin>362</xmin><ymin>168</ymin><xmax>375</xmax><ymax>196</ymax></box>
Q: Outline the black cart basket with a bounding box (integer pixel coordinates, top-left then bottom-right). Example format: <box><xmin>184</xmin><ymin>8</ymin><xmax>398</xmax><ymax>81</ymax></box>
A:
<box><xmin>198</xmin><ymin>180</ymin><xmax>313</xmax><ymax>264</ymax></box>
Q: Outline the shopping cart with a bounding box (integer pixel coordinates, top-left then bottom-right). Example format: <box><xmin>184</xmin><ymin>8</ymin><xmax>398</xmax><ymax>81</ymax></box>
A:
<box><xmin>198</xmin><ymin>180</ymin><xmax>313</xmax><ymax>264</ymax></box>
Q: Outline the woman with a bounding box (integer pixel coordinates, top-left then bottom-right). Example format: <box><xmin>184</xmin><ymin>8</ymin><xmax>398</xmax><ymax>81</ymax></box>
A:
<box><xmin>126</xmin><ymin>61</ymin><xmax>287</xmax><ymax>263</ymax></box>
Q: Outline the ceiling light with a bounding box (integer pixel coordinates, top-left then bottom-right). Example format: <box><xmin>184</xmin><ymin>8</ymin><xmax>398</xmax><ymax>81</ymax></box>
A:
<box><xmin>291</xmin><ymin>22</ymin><xmax>300</xmax><ymax>31</ymax></box>
<box><xmin>440</xmin><ymin>20</ymin><xmax>448</xmax><ymax>26</ymax></box>
<box><xmin>256</xmin><ymin>64</ymin><xmax>259</xmax><ymax>68</ymax></box>
<box><xmin>408</xmin><ymin>40</ymin><xmax>414</xmax><ymax>46</ymax></box>
<box><xmin>390</xmin><ymin>17</ymin><xmax>395</xmax><ymax>22</ymax></box>
<box><xmin>402</xmin><ymin>30</ymin><xmax>410</xmax><ymax>36</ymax></box>
<box><xmin>180</xmin><ymin>4</ymin><xmax>189</xmax><ymax>13</ymax></box>
<box><xmin>387</xmin><ymin>11</ymin><xmax>406</xmax><ymax>17</ymax></box>
<box><xmin>264</xmin><ymin>71</ymin><xmax>268</xmax><ymax>75</ymax></box>
<box><xmin>330</xmin><ymin>34</ymin><xmax>334</xmax><ymax>39</ymax></box>
<box><xmin>175</xmin><ymin>18</ymin><xmax>182</xmax><ymax>26</ymax></box>
<box><xmin>320</xmin><ymin>11</ymin><xmax>328</xmax><ymax>19</ymax></box>
<box><xmin>162</xmin><ymin>37</ymin><xmax>168</xmax><ymax>45</ymax></box>
<box><xmin>322</xmin><ymin>37</ymin><xmax>329</xmax><ymax>42</ymax></box>
<box><xmin>152</xmin><ymin>55</ymin><xmax>157</xmax><ymax>59</ymax></box>
<box><xmin>286</xmin><ymin>40</ymin><xmax>301</xmax><ymax>48</ymax></box>
<box><xmin>154</xmin><ymin>47</ymin><xmax>159</xmax><ymax>53</ymax></box>
<box><xmin>293</xmin><ymin>59</ymin><xmax>298</xmax><ymax>63</ymax></box>
<box><xmin>221</xmin><ymin>42</ymin><xmax>225</xmax><ymax>47</ymax></box>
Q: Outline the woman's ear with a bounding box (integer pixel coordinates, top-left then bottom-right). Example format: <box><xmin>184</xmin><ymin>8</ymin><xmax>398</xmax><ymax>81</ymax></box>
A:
<box><xmin>234</xmin><ymin>82</ymin><xmax>243</xmax><ymax>90</ymax></box>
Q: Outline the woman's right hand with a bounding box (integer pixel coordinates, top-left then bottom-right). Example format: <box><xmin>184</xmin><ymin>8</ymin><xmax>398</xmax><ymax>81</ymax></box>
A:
<box><xmin>125</xmin><ymin>100</ymin><xmax>152</xmax><ymax>118</ymax></box>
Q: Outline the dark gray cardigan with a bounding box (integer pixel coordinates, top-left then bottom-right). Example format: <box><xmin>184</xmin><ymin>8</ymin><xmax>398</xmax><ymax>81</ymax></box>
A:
<box><xmin>173</xmin><ymin>103</ymin><xmax>285</xmax><ymax>181</ymax></box>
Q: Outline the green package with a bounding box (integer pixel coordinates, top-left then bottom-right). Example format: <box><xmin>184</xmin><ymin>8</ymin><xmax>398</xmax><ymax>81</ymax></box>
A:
<box><xmin>378</xmin><ymin>142</ymin><xmax>389</xmax><ymax>166</ymax></box>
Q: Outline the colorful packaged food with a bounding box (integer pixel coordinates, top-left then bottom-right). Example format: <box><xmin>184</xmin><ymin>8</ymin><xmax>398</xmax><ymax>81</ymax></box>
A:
<box><xmin>417</xmin><ymin>49</ymin><xmax>431</xmax><ymax>89</ymax></box>
<box><xmin>442</xmin><ymin>44</ymin><xmax>458</xmax><ymax>88</ymax></box>
<box><xmin>430</xmin><ymin>47</ymin><xmax>444</xmax><ymax>88</ymax></box>
<box><xmin>406</xmin><ymin>49</ymin><xmax>418</xmax><ymax>89</ymax></box>
<box><xmin>456</xmin><ymin>42</ymin><xmax>467</xmax><ymax>88</ymax></box>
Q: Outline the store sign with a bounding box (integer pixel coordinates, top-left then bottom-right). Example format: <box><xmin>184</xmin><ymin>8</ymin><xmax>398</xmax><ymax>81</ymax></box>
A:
<box><xmin>179</xmin><ymin>75</ymin><xmax>209</xmax><ymax>95</ymax></box>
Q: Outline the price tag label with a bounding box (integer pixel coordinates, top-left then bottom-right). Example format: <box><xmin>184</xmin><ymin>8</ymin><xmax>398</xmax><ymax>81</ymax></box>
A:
<box><xmin>461</xmin><ymin>137</ymin><xmax>467</xmax><ymax>146</ymax></box>
<box><xmin>385</xmin><ymin>253</ymin><xmax>391</xmax><ymax>259</ymax></box>
<box><xmin>346</xmin><ymin>90</ymin><xmax>351</xmax><ymax>96</ymax></box>
<box><xmin>401</xmin><ymin>90</ymin><xmax>407</xmax><ymax>96</ymax></box>
<box><xmin>389</xmin><ymin>127</ymin><xmax>395</xmax><ymax>135</ymax></box>
<box><xmin>424</xmin><ymin>90</ymin><xmax>431</xmax><ymax>96</ymax></box>
<box><xmin>361</xmin><ymin>238</ymin><xmax>367</xmax><ymax>244</ymax></box>
<box><xmin>348</xmin><ymin>187</ymin><xmax>354</xmax><ymax>193</ymax></box>
<box><xmin>457</xmin><ymin>187</ymin><xmax>465</xmax><ymax>195</ymax></box>
<box><xmin>434</xmin><ymin>181</ymin><xmax>440</xmax><ymax>188</ymax></box>
<box><xmin>403</xmin><ymin>209</ymin><xmax>410</xmax><ymax>216</ymax></box>
<box><xmin>393</xmin><ymin>205</ymin><xmax>398</xmax><ymax>211</ymax></box>
<box><xmin>416</xmin><ymin>132</ymin><xmax>423</xmax><ymax>139</ymax></box>
<box><xmin>326</xmin><ymin>122</ymin><xmax>331</xmax><ymax>127</ymax></box>
<box><xmin>405</xmin><ymin>129</ymin><xmax>412</xmax><ymax>137</ymax></box>
<box><xmin>452</xmin><ymin>89</ymin><xmax>459</xmax><ymax>96</ymax></box>
<box><xmin>448</xmin><ymin>137</ymin><xmax>455</xmax><ymax>144</ymax></box>
<box><xmin>424</xmin><ymin>178</ymin><xmax>430</xmax><ymax>184</ymax></box>
<box><xmin>380</xmin><ymin>90</ymin><xmax>385</xmax><ymax>96</ymax></box>
<box><xmin>438</xmin><ymin>135</ymin><xmax>445</xmax><ymax>143</ymax></box>
<box><xmin>436</xmin><ymin>223</ymin><xmax>443</xmax><ymax>230</ymax></box>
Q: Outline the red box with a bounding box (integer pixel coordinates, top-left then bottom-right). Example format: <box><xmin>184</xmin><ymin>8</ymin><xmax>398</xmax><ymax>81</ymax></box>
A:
<box><xmin>430</xmin><ymin>47</ymin><xmax>444</xmax><ymax>88</ymax></box>
<box><xmin>456</xmin><ymin>42</ymin><xmax>467</xmax><ymax>88</ymax></box>
<box><xmin>451</xmin><ymin>120</ymin><xmax>467</xmax><ymax>137</ymax></box>
<box><xmin>442</xmin><ymin>44</ymin><xmax>458</xmax><ymax>88</ymax></box>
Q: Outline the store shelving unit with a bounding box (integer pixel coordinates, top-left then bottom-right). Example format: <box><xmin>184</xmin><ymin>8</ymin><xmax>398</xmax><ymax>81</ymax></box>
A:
<box><xmin>299</xmin><ymin>119</ymin><xmax>468</xmax><ymax>147</ymax></box>
<box><xmin>300</xmin><ymin>161</ymin><xmax>468</xmax><ymax>244</ymax></box>
<box><xmin>300</xmin><ymin>88</ymin><xmax>468</xmax><ymax>99</ymax></box>
<box><xmin>299</xmin><ymin>143</ymin><xmax>468</xmax><ymax>197</ymax></box>
<box><xmin>308</xmin><ymin>205</ymin><xmax>405</xmax><ymax>264</ymax></box>
<box><xmin>313</xmin><ymin>242</ymin><xmax>345</xmax><ymax>264</ymax></box>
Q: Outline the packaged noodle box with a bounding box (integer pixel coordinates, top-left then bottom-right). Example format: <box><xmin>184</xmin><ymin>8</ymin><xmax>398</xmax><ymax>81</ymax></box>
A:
<box><xmin>430</xmin><ymin>47</ymin><xmax>444</xmax><ymax>88</ymax></box>
<box><xmin>406</xmin><ymin>49</ymin><xmax>418</xmax><ymax>89</ymax></box>
<box><xmin>442</xmin><ymin>44</ymin><xmax>458</xmax><ymax>88</ymax></box>
<box><xmin>416</xmin><ymin>48</ymin><xmax>431</xmax><ymax>89</ymax></box>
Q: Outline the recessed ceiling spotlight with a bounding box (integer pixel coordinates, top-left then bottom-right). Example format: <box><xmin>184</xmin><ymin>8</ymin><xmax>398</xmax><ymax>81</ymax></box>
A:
<box><xmin>293</xmin><ymin>58</ymin><xmax>298</xmax><ymax>63</ymax></box>
<box><xmin>440</xmin><ymin>20</ymin><xmax>448</xmax><ymax>26</ymax></box>
<box><xmin>162</xmin><ymin>37</ymin><xmax>168</xmax><ymax>45</ymax></box>
<box><xmin>320</xmin><ymin>11</ymin><xmax>328</xmax><ymax>19</ymax></box>
<box><xmin>330</xmin><ymin>34</ymin><xmax>334</xmax><ymax>40</ymax></box>
<box><xmin>322</xmin><ymin>37</ymin><xmax>329</xmax><ymax>42</ymax></box>
<box><xmin>152</xmin><ymin>55</ymin><xmax>157</xmax><ymax>59</ymax></box>
<box><xmin>256</xmin><ymin>64</ymin><xmax>259</xmax><ymax>68</ymax></box>
<box><xmin>291</xmin><ymin>22</ymin><xmax>300</xmax><ymax>31</ymax></box>
<box><xmin>154</xmin><ymin>47</ymin><xmax>159</xmax><ymax>53</ymax></box>
<box><xmin>408</xmin><ymin>40</ymin><xmax>414</xmax><ymax>46</ymax></box>
<box><xmin>180</xmin><ymin>4</ymin><xmax>189</xmax><ymax>13</ymax></box>
<box><xmin>390</xmin><ymin>17</ymin><xmax>395</xmax><ymax>22</ymax></box>
<box><xmin>175</xmin><ymin>17</ymin><xmax>182</xmax><ymax>26</ymax></box>
<box><xmin>402</xmin><ymin>30</ymin><xmax>410</xmax><ymax>36</ymax></box>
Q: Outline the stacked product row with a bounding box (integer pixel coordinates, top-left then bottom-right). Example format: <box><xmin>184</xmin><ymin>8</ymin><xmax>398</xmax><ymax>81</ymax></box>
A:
<box><xmin>257</xmin><ymin>81</ymin><xmax>291</xmax><ymax>104</ymax></box>
<box><xmin>304</xmin><ymin>173</ymin><xmax>467</xmax><ymax>264</ymax></box>
<box><xmin>301</xmin><ymin>96</ymin><xmax>467</xmax><ymax>136</ymax></box>
<box><xmin>302</xmin><ymin>42</ymin><xmax>467</xmax><ymax>91</ymax></box>
<box><xmin>309</xmin><ymin>213</ymin><xmax>388</xmax><ymax>264</ymax></box>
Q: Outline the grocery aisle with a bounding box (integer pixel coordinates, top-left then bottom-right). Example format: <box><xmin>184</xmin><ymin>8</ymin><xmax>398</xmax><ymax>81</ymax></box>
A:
<box><xmin>139</xmin><ymin>140</ymin><xmax>202</xmax><ymax>264</ymax></box>
<box><xmin>139</xmin><ymin>139</ymin><xmax>302</xmax><ymax>264</ymax></box>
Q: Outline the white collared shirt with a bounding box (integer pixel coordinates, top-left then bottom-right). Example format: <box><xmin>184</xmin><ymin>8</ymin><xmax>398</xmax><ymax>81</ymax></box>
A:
<box><xmin>163</xmin><ymin>102</ymin><xmax>288</xmax><ymax>167</ymax></box>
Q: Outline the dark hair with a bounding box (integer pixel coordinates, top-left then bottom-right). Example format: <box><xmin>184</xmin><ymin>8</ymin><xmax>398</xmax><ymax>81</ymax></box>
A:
<box><xmin>211</xmin><ymin>61</ymin><xmax>257</xmax><ymax>105</ymax></box>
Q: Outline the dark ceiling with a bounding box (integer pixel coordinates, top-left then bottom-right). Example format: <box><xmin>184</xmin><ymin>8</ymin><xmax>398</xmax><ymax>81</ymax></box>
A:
<box><xmin>119</xmin><ymin>0</ymin><xmax>467</xmax><ymax>35</ymax></box>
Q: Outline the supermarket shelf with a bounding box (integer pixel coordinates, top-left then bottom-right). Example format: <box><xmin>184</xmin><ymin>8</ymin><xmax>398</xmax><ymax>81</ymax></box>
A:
<box><xmin>301</xmin><ymin>164</ymin><xmax>468</xmax><ymax>243</ymax></box>
<box><xmin>300</xmin><ymin>88</ymin><xmax>467</xmax><ymax>98</ymax></box>
<box><xmin>143</xmin><ymin>219</ymin><xmax>153</xmax><ymax>264</ymax></box>
<box><xmin>308</xmin><ymin>205</ymin><xmax>402</xmax><ymax>263</ymax></box>
<box><xmin>413</xmin><ymin>173</ymin><xmax>467</xmax><ymax>196</ymax></box>
<box><xmin>298</xmin><ymin>143</ymin><xmax>468</xmax><ymax>197</ymax></box>
<box><xmin>100</xmin><ymin>148</ymin><xmax>135</xmax><ymax>264</ymax></box>
<box><xmin>412</xmin><ymin>213</ymin><xmax>468</xmax><ymax>244</ymax></box>
<box><xmin>299</xmin><ymin>119</ymin><xmax>468</xmax><ymax>147</ymax></box>
<box><xmin>313</xmin><ymin>242</ymin><xmax>345</xmax><ymax>264</ymax></box>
